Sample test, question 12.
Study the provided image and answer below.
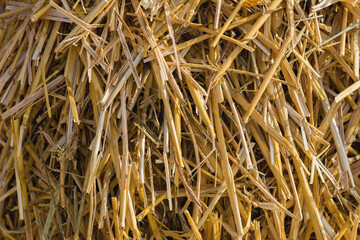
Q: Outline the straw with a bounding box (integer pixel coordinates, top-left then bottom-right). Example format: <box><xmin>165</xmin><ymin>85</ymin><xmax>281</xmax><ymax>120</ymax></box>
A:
<box><xmin>1</xmin><ymin>0</ymin><xmax>360</xmax><ymax>239</ymax></box>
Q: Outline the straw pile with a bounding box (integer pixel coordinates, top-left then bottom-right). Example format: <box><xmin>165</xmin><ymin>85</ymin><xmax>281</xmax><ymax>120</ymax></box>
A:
<box><xmin>1</xmin><ymin>0</ymin><xmax>360</xmax><ymax>239</ymax></box>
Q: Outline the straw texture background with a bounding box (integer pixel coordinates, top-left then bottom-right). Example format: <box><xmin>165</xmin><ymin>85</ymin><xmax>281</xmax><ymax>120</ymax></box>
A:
<box><xmin>1</xmin><ymin>0</ymin><xmax>360</xmax><ymax>239</ymax></box>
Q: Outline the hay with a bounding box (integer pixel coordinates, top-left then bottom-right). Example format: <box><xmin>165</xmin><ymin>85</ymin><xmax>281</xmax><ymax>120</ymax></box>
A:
<box><xmin>0</xmin><ymin>0</ymin><xmax>360</xmax><ymax>239</ymax></box>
